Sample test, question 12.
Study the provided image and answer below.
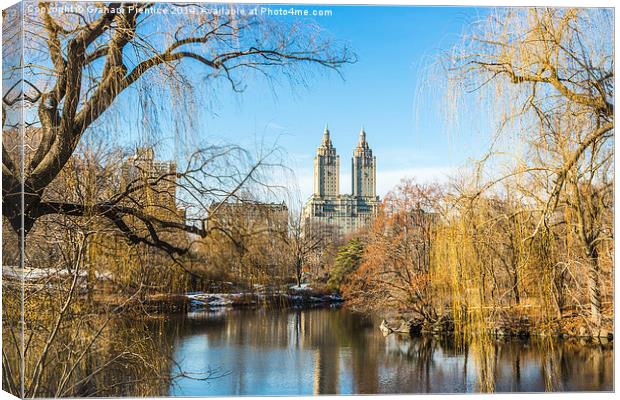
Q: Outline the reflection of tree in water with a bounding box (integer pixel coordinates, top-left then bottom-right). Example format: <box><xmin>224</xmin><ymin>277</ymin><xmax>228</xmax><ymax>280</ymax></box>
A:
<box><xmin>385</xmin><ymin>335</ymin><xmax>436</xmax><ymax>392</ymax></box>
<box><xmin>153</xmin><ymin>309</ymin><xmax>612</xmax><ymax>395</ymax></box>
<box><xmin>540</xmin><ymin>338</ymin><xmax>611</xmax><ymax>392</ymax></box>
<box><xmin>369</xmin><ymin>331</ymin><xmax>613</xmax><ymax>394</ymax></box>
<box><xmin>476</xmin><ymin>337</ymin><xmax>613</xmax><ymax>393</ymax></box>
<box><xmin>90</xmin><ymin>318</ymin><xmax>178</xmax><ymax>397</ymax></box>
<box><xmin>383</xmin><ymin>334</ymin><xmax>473</xmax><ymax>393</ymax></box>
<box><xmin>174</xmin><ymin>307</ymin><xmax>364</xmax><ymax>395</ymax></box>
<box><xmin>539</xmin><ymin>337</ymin><xmax>561</xmax><ymax>391</ymax></box>
<box><xmin>4</xmin><ymin>314</ymin><xmax>180</xmax><ymax>397</ymax></box>
<box><xmin>313</xmin><ymin>309</ymin><xmax>382</xmax><ymax>394</ymax></box>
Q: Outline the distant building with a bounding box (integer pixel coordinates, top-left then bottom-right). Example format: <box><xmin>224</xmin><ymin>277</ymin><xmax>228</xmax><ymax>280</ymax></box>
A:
<box><xmin>208</xmin><ymin>201</ymin><xmax>288</xmax><ymax>234</ymax></box>
<box><xmin>84</xmin><ymin>147</ymin><xmax>187</xmax><ymax>280</ymax></box>
<box><xmin>303</xmin><ymin>126</ymin><xmax>380</xmax><ymax>236</ymax></box>
<box><xmin>121</xmin><ymin>147</ymin><xmax>185</xmax><ymax>221</ymax></box>
<box><xmin>203</xmin><ymin>200</ymin><xmax>290</xmax><ymax>279</ymax></box>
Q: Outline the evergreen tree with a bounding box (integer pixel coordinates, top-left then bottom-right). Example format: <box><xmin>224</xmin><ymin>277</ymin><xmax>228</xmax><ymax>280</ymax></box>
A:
<box><xmin>327</xmin><ymin>238</ymin><xmax>364</xmax><ymax>291</ymax></box>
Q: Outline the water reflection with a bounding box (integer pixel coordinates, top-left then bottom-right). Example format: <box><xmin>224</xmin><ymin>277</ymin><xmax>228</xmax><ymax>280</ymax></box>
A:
<box><xmin>168</xmin><ymin>308</ymin><xmax>613</xmax><ymax>396</ymax></box>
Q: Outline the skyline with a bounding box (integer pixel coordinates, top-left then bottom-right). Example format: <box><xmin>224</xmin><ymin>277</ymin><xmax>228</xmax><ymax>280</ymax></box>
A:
<box><xmin>105</xmin><ymin>5</ymin><xmax>497</xmax><ymax>202</ymax></box>
<box><xmin>195</xmin><ymin>5</ymin><xmax>493</xmax><ymax>201</ymax></box>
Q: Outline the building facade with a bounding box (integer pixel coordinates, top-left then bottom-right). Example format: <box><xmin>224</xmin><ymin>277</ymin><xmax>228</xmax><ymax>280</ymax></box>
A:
<box><xmin>303</xmin><ymin>126</ymin><xmax>380</xmax><ymax>236</ymax></box>
<box><xmin>207</xmin><ymin>201</ymin><xmax>288</xmax><ymax>235</ymax></box>
<box><xmin>203</xmin><ymin>200</ymin><xmax>290</xmax><ymax>281</ymax></box>
<box><xmin>121</xmin><ymin>147</ymin><xmax>185</xmax><ymax>222</ymax></box>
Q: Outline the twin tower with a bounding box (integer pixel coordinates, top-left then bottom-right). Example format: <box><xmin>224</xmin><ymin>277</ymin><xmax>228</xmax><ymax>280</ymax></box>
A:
<box><xmin>314</xmin><ymin>125</ymin><xmax>377</xmax><ymax>198</ymax></box>
<box><xmin>304</xmin><ymin>125</ymin><xmax>379</xmax><ymax>236</ymax></box>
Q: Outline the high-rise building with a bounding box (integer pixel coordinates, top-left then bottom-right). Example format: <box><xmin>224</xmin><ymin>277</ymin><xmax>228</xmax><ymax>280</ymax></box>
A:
<box><xmin>352</xmin><ymin>127</ymin><xmax>376</xmax><ymax>198</ymax></box>
<box><xmin>303</xmin><ymin>126</ymin><xmax>380</xmax><ymax>236</ymax></box>
<box><xmin>314</xmin><ymin>126</ymin><xmax>340</xmax><ymax>197</ymax></box>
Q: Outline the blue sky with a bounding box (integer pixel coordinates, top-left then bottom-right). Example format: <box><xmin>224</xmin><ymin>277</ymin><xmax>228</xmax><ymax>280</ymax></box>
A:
<box><xmin>80</xmin><ymin>4</ymin><xmax>495</xmax><ymax>203</ymax></box>
<box><xmin>179</xmin><ymin>5</ymin><xmax>493</xmax><ymax>201</ymax></box>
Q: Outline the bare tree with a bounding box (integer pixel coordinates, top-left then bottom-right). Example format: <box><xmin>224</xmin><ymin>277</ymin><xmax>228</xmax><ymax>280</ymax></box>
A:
<box><xmin>2</xmin><ymin>1</ymin><xmax>354</xmax><ymax>248</ymax></box>
<box><xmin>285</xmin><ymin>210</ymin><xmax>335</xmax><ymax>288</ymax></box>
<box><xmin>444</xmin><ymin>8</ymin><xmax>613</xmax><ymax>332</ymax></box>
<box><xmin>2</xmin><ymin>3</ymin><xmax>354</xmax><ymax>396</ymax></box>
<box><xmin>2</xmin><ymin>136</ymin><xmax>235</xmax><ymax>397</ymax></box>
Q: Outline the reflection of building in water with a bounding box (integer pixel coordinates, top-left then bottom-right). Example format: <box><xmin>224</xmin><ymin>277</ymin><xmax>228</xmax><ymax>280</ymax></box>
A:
<box><xmin>289</xmin><ymin>310</ymin><xmax>306</xmax><ymax>349</ymax></box>
<box><xmin>169</xmin><ymin>309</ymin><xmax>614</xmax><ymax>395</ymax></box>
<box><xmin>302</xmin><ymin>308</ymin><xmax>341</xmax><ymax>394</ymax></box>
<box><xmin>350</xmin><ymin>332</ymin><xmax>380</xmax><ymax>394</ymax></box>
<box><xmin>313</xmin><ymin>348</ymin><xmax>340</xmax><ymax>394</ymax></box>
<box><xmin>303</xmin><ymin>126</ymin><xmax>380</xmax><ymax>237</ymax></box>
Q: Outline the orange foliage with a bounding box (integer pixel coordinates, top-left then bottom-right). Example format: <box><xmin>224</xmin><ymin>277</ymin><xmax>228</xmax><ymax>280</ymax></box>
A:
<box><xmin>341</xmin><ymin>179</ymin><xmax>442</xmax><ymax>321</ymax></box>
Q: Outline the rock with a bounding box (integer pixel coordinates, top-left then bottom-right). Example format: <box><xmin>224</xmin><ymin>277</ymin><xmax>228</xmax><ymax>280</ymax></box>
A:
<box><xmin>394</xmin><ymin>320</ymin><xmax>411</xmax><ymax>334</ymax></box>
<box><xmin>409</xmin><ymin>320</ymin><xmax>423</xmax><ymax>336</ymax></box>
<box><xmin>379</xmin><ymin>318</ymin><xmax>422</xmax><ymax>336</ymax></box>
<box><xmin>328</xmin><ymin>293</ymin><xmax>344</xmax><ymax>302</ymax></box>
<box><xmin>578</xmin><ymin>326</ymin><xmax>588</xmax><ymax>337</ymax></box>
<box><xmin>394</xmin><ymin>319</ymin><xmax>422</xmax><ymax>336</ymax></box>
<box><xmin>496</xmin><ymin>327</ymin><xmax>510</xmax><ymax>337</ymax></box>
<box><xmin>380</xmin><ymin>319</ymin><xmax>393</xmax><ymax>336</ymax></box>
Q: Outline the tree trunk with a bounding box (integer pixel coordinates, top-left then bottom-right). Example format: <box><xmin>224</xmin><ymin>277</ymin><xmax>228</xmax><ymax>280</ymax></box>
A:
<box><xmin>587</xmin><ymin>256</ymin><xmax>602</xmax><ymax>332</ymax></box>
<box><xmin>512</xmin><ymin>265</ymin><xmax>520</xmax><ymax>305</ymax></box>
<box><xmin>295</xmin><ymin>258</ymin><xmax>302</xmax><ymax>288</ymax></box>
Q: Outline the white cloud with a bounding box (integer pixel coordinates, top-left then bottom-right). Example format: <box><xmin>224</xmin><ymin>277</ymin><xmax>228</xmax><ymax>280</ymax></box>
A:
<box><xmin>376</xmin><ymin>166</ymin><xmax>456</xmax><ymax>197</ymax></box>
<box><xmin>265</xmin><ymin>121</ymin><xmax>286</xmax><ymax>131</ymax></box>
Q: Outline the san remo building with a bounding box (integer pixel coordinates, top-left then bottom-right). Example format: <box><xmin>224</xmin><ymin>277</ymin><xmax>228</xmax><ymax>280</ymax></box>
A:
<box><xmin>302</xmin><ymin>126</ymin><xmax>380</xmax><ymax>236</ymax></box>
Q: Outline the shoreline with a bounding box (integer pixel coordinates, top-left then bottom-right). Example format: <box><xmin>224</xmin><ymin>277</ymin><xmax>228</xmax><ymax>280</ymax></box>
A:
<box><xmin>186</xmin><ymin>290</ymin><xmax>344</xmax><ymax>310</ymax></box>
<box><xmin>113</xmin><ymin>287</ymin><xmax>345</xmax><ymax>314</ymax></box>
<box><xmin>101</xmin><ymin>291</ymin><xmax>613</xmax><ymax>344</ymax></box>
<box><xmin>379</xmin><ymin>314</ymin><xmax>615</xmax><ymax>343</ymax></box>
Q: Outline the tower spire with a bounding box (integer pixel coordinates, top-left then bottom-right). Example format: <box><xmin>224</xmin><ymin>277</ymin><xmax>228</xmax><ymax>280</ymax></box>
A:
<box><xmin>315</xmin><ymin>123</ymin><xmax>339</xmax><ymax>197</ymax></box>
<box><xmin>322</xmin><ymin>124</ymin><xmax>331</xmax><ymax>147</ymax></box>
<box><xmin>358</xmin><ymin>125</ymin><xmax>367</xmax><ymax>148</ymax></box>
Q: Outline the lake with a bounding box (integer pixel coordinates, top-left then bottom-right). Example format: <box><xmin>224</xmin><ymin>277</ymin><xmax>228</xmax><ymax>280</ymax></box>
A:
<box><xmin>164</xmin><ymin>307</ymin><xmax>613</xmax><ymax>395</ymax></box>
